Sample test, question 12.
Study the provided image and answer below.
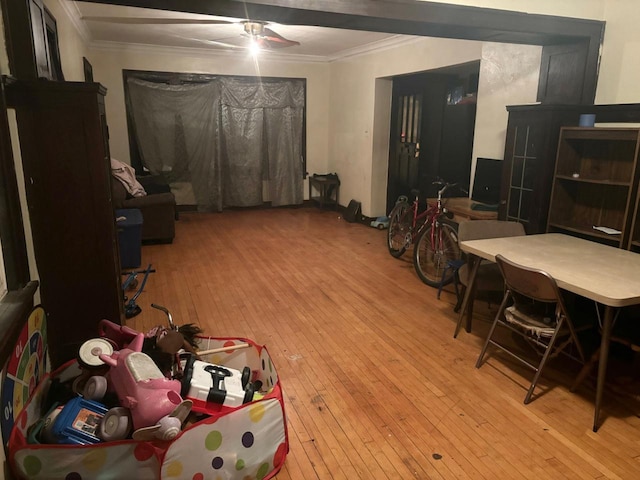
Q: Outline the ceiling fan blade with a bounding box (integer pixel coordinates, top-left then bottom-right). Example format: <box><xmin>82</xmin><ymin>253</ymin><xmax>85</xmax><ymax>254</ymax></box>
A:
<box><xmin>81</xmin><ymin>16</ymin><xmax>234</xmax><ymax>25</ymax></box>
<box><xmin>262</xmin><ymin>27</ymin><xmax>300</xmax><ymax>47</ymax></box>
<box><xmin>173</xmin><ymin>34</ymin><xmax>246</xmax><ymax>50</ymax></box>
<box><xmin>255</xmin><ymin>37</ymin><xmax>292</xmax><ymax>49</ymax></box>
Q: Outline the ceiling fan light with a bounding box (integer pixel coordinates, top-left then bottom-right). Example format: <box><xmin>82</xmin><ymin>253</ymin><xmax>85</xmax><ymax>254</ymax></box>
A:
<box><xmin>249</xmin><ymin>38</ymin><xmax>261</xmax><ymax>56</ymax></box>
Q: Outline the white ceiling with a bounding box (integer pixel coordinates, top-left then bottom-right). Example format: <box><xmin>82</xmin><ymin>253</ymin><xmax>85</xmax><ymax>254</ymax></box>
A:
<box><xmin>70</xmin><ymin>2</ymin><xmax>419</xmax><ymax>61</ymax></box>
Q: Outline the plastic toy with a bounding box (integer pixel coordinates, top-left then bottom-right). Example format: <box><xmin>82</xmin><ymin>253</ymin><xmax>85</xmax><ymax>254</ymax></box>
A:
<box><xmin>42</xmin><ymin>397</ymin><xmax>107</xmax><ymax>445</ymax></box>
<box><xmin>10</xmin><ymin>335</ymin><xmax>288</xmax><ymax>480</ymax></box>
<box><xmin>370</xmin><ymin>216</ymin><xmax>390</xmax><ymax>229</ymax></box>
<box><xmin>122</xmin><ymin>264</ymin><xmax>155</xmax><ymax>319</ymax></box>
<box><xmin>180</xmin><ymin>354</ymin><xmax>255</xmax><ymax>415</ymax></box>
<box><xmin>81</xmin><ymin>308</ymin><xmax>203</xmax><ymax>377</ymax></box>
<box><xmin>84</xmin><ymin>333</ymin><xmax>192</xmax><ymax>441</ymax></box>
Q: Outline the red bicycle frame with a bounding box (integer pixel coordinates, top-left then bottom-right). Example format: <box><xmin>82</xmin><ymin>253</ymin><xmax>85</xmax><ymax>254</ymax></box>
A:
<box><xmin>411</xmin><ymin>192</ymin><xmax>448</xmax><ymax>242</ymax></box>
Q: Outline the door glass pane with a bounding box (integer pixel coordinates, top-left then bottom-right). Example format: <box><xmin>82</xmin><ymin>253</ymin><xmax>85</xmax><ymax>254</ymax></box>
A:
<box><xmin>514</xmin><ymin>126</ymin><xmax>528</xmax><ymax>155</ymax></box>
<box><xmin>526</xmin><ymin>132</ymin><xmax>537</xmax><ymax>157</ymax></box>
<box><xmin>511</xmin><ymin>158</ymin><xmax>524</xmax><ymax>187</ymax></box>
<box><xmin>519</xmin><ymin>190</ymin><xmax>531</xmax><ymax>220</ymax></box>
<box><xmin>523</xmin><ymin>158</ymin><xmax>536</xmax><ymax>190</ymax></box>
<box><xmin>401</xmin><ymin>96</ymin><xmax>408</xmax><ymax>141</ymax></box>
<box><xmin>508</xmin><ymin>187</ymin><xmax>520</xmax><ymax>218</ymax></box>
<box><xmin>407</xmin><ymin>96</ymin><xmax>414</xmax><ymax>143</ymax></box>
<box><xmin>413</xmin><ymin>95</ymin><xmax>421</xmax><ymax>143</ymax></box>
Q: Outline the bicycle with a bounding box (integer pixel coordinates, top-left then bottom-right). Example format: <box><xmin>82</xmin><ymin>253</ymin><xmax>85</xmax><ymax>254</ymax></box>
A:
<box><xmin>387</xmin><ymin>181</ymin><xmax>462</xmax><ymax>287</ymax></box>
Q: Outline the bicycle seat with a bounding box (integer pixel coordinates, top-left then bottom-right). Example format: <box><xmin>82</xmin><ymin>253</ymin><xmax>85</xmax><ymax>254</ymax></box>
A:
<box><xmin>410</xmin><ymin>189</ymin><xmax>420</xmax><ymax>198</ymax></box>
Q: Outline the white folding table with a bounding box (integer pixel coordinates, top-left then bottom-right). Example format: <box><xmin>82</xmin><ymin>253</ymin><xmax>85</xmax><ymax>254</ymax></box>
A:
<box><xmin>455</xmin><ymin>233</ymin><xmax>640</xmax><ymax>431</ymax></box>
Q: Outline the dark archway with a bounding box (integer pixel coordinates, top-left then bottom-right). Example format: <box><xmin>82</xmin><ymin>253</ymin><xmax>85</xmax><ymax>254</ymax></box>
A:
<box><xmin>77</xmin><ymin>0</ymin><xmax>604</xmax><ymax>104</ymax></box>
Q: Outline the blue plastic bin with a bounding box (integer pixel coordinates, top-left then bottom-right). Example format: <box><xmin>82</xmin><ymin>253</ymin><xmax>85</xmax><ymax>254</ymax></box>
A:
<box><xmin>115</xmin><ymin>209</ymin><xmax>143</xmax><ymax>269</ymax></box>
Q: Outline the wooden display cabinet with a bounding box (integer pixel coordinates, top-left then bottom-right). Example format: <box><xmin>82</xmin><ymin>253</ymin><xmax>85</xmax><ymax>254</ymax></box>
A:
<box><xmin>6</xmin><ymin>80</ymin><xmax>123</xmax><ymax>368</ymax></box>
<box><xmin>499</xmin><ymin>105</ymin><xmax>583</xmax><ymax>234</ymax></box>
<box><xmin>547</xmin><ymin>127</ymin><xmax>640</xmax><ymax>248</ymax></box>
<box><xmin>500</xmin><ymin>104</ymin><xmax>640</xmax><ymax>235</ymax></box>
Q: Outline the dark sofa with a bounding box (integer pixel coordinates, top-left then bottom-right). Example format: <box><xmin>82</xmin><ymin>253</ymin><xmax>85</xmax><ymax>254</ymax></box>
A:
<box><xmin>111</xmin><ymin>175</ymin><xmax>176</xmax><ymax>243</ymax></box>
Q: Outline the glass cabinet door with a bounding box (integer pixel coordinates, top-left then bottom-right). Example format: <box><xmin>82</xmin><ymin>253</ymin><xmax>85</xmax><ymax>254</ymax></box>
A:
<box><xmin>506</xmin><ymin>125</ymin><xmax>537</xmax><ymax>227</ymax></box>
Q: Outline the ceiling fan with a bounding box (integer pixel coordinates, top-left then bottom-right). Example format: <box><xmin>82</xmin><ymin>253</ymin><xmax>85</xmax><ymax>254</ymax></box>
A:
<box><xmin>240</xmin><ymin>21</ymin><xmax>300</xmax><ymax>49</ymax></box>
<box><xmin>81</xmin><ymin>15</ymin><xmax>301</xmax><ymax>50</ymax></box>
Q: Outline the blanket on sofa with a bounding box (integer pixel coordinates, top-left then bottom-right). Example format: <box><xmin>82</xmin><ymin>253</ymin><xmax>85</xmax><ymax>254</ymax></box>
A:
<box><xmin>111</xmin><ymin>158</ymin><xmax>146</xmax><ymax>197</ymax></box>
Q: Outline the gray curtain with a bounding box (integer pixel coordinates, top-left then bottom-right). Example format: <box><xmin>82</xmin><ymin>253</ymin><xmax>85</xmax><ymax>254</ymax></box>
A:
<box><xmin>127</xmin><ymin>76</ymin><xmax>304</xmax><ymax>211</ymax></box>
<box><xmin>127</xmin><ymin>78</ymin><xmax>222</xmax><ymax>210</ymax></box>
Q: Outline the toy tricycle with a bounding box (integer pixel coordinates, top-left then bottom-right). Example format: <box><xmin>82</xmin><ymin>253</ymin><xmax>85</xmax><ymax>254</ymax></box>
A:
<box><xmin>83</xmin><ymin>333</ymin><xmax>192</xmax><ymax>441</ymax></box>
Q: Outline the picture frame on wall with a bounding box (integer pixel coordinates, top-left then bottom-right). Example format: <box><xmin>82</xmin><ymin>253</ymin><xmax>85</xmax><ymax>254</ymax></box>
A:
<box><xmin>83</xmin><ymin>57</ymin><xmax>94</xmax><ymax>82</ymax></box>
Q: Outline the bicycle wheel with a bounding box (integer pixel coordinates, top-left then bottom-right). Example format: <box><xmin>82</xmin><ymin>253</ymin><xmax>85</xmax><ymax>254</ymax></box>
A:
<box><xmin>413</xmin><ymin>221</ymin><xmax>461</xmax><ymax>287</ymax></box>
<box><xmin>387</xmin><ymin>201</ymin><xmax>411</xmax><ymax>258</ymax></box>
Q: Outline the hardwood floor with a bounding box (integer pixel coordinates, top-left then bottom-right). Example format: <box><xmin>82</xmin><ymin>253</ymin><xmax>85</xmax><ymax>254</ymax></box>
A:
<box><xmin>132</xmin><ymin>207</ymin><xmax>640</xmax><ymax>479</ymax></box>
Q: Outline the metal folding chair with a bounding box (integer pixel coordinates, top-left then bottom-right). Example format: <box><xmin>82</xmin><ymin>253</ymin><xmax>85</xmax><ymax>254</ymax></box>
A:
<box><xmin>476</xmin><ymin>254</ymin><xmax>585</xmax><ymax>404</ymax></box>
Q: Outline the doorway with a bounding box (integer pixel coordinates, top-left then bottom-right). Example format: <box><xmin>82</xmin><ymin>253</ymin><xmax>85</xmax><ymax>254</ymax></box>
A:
<box><xmin>386</xmin><ymin>62</ymin><xmax>479</xmax><ymax>213</ymax></box>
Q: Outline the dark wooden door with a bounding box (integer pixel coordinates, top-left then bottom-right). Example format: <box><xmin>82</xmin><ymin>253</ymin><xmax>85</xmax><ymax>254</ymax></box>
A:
<box><xmin>537</xmin><ymin>42</ymin><xmax>590</xmax><ymax>104</ymax></box>
<box><xmin>387</xmin><ymin>68</ymin><xmax>479</xmax><ymax>213</ymax></box>
<box><xmin>439</xmin><ymin>102</ymin><xmax>476</xmax><ymax>192</ymax></box>
<box><xmin>386</xmin><ymin>74</ymin><xmax>448</xmax><ymax>213</ymax></box>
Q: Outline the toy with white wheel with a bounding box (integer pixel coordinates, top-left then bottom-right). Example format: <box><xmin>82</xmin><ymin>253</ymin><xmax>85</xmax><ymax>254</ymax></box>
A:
<box><xmin>98</xmin><ymin>407</ymin><xmax>132</xmax><ymax>441</ymax></box>
<box><xmin>131</xmin><ymin>400</ymin><xmax>192</xmax><ymax>441</ymax></box>
<box><xmin>96</xmin><ymin>332</ymin><xmax>192</xmax><ymax>440</ymax></box>
<box><xmin>78</xmin><ymin>338</ymin><xmax>114</xmax><ymax>368</ymax></box>
<box><xmin>82</xmin><ymin>375</ymin><xmax>108</xmax><ymax>401</ymax></box>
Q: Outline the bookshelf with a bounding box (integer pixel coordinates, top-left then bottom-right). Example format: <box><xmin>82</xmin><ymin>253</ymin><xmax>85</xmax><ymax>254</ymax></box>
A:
<box><xmin>547</xmin><ymin>127</ymin><xmax>640</xmax><ymax>248</ymax></box>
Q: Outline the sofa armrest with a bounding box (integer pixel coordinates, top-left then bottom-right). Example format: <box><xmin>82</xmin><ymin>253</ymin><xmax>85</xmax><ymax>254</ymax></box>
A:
<box><xmin>121</xmin><ymin>192</ymin><xmax>176</xmax><ymax>243</ymax></box>
<box><xmin>122</xmin><ymin>192</ymin><xmax>175</xmax><ymax>208</ymax></box>
<box><xmin>137</xmin><ymin>174</ymin><xmax>171</xmax><ymax>194</ymax></box>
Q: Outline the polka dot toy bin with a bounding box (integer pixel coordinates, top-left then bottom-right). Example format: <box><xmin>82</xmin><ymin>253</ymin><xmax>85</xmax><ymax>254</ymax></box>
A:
<box><xmin>9</xmin><ymin>337</ymin><xmax>288</xmax><ymax>480</ymax></box>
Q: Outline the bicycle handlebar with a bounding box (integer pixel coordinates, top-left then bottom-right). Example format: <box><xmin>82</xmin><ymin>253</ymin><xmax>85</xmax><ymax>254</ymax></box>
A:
<box><xmin>431</xmin><ymin>179</ymin><xmax>468</xmax><ymax>197</ymax></box>
<box><xmin>432</xmin><ymin>180</ymin><xmax>457</xmax><ymax>198</ymax></box>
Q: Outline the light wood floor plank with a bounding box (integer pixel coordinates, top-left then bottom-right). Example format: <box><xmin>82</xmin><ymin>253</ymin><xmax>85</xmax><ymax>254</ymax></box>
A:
<box><xmin>130</xmin><ymin>208</ymin><xmax>640</xmax><ymax>479</ymax></box>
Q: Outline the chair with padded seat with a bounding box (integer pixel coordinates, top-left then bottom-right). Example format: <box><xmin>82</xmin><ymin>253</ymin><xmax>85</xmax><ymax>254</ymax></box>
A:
<box><xmin>456</xmin><ymin>220</ymin><xmax>525</xmax><ymax>334</ymax></box>
<box><xmin>476</xmin><ymin>254</ymin><xmax>586</xmax><ymax>404</ymax></box>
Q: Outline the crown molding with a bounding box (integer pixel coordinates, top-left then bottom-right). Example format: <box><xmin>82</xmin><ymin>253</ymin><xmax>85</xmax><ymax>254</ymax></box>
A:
<box><xmin>87</xmin><ymin>34</ymin><xmax>422</xmax><ymax>64</ymax></box>
<box><xmin>88</xmin><ymin>40</ymin><xmax>331</xmax><ymax>63</ymax></box>
<box><xmin>326</xmin><ymin>35</ymin><xmax>421</xmax><ymax>62</ymax></box>
<box><xmin>59</xmin><ymin>0</ymin><xmax>93</xmax><ymax>43</ymax></box>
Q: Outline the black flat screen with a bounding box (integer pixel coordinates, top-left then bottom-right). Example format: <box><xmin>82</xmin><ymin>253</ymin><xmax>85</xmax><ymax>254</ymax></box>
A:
<box><xmin>471</xmin><ymin>158</ymin><xmax>502</xmax><ymax>205</ymax></box>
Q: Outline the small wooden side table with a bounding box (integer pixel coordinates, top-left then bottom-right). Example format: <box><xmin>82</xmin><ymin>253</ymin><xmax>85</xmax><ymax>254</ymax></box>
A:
<box><xmin>309</xmin><ymin>174</ymin><xmax>340</xmax><ymax>209</ymax></box>
<box><xmin>428</xmin><ymin>197</ymin><xmax>498</xmax><ymax>222</ymax></box>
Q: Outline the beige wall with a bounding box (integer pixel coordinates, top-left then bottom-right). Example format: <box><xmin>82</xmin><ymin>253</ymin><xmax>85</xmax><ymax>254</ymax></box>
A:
<box><xmin>38</xmin><ymin>0</ymin><xmax>640</xmax><ymax>216</ymax></box>
<box><xmin>328</xmin><ymin>37</ymin><xmax>484</xmax><ymax>215</ymax></box>
<box><xmin>470</xmin><ymin>42</ymin><xmax>542</xmax><ymax>194</ymax></box>
<box><xmin>89</xmin><ymin>48</ymin><xmax>330</xmax><ymax>178</ymax></box>
<box><xmin>421</xmin><ymin>0</ymin><xmax>605</xmax><ymax>19</ymax></box>
<box><xmin>596</xmin><ymin>0</ymin><xmax>640</xmax><ymax>103</ymax></box>
<box><xmin>84</xmin><ymin>35</ymin><xmax>541</xmax><ymax>217</ymax></box>
<box><xmin>473</xmin><ymin>43</ymin><xmax>542</xmax><ymax>161</ymax></box>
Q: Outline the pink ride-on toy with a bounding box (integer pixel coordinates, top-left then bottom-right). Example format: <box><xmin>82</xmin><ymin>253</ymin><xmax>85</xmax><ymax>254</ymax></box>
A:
<box><xmin>83</xmin><ymin>333</ymin><xmax>192</xmax><ymax>442</ymax></box>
